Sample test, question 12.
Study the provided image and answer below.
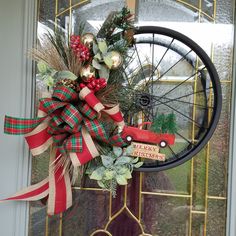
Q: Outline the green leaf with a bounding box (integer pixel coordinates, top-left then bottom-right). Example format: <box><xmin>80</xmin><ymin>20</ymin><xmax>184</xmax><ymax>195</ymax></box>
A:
<box><xmin>117</xmin><ymin>166</ymin><xmax>129</xmax><ymax>175</ymax></box>
<box><xmin>123</xmin><ymin>145</ymin><xmax>134</xmax><ymax>155</ymax></box>
<box><xmin>134</xmin><ymin>162</ymin><xmax>144</xmax><ymax>168</ymax></box>
<box><xmin>124</xmin><ymin>169</ymin><xmax>132</xmax><ymax>179</ymax></box>
<box><xmin>57</xmin><ymin>71</ymin><xmax>77</xmax><ymax>80</ymax></box>
<box><xmin>115</xmin><ymin>156</ymin><xmax>132</xmax><ymax>165</ymax></box>
<box><xmin>44</xmin><ymin>76</ymin><xmax>54</xmax><ymax>87</ymax></box>
<box><xmin>116</xmin><ymin>175</ymin><xmax>128</xmax><ymax>185</ymax></box>
<box><xmin>37</xmin><ymin>61</ymin><xmax>48</xmax><ymax>73</ymax></box>
<box><xmin>51</xmin><ymin>69</ymin><xmax>57</xmax><ymax>77</ymax></box>
<box><xmin>103</xmin><ymin>170</ymin><xmax>115</xmax><ymax>180</ymax></box>
<box><xmin>98</xmin><ymin>65</ymin><xmax>110</xmax><ymax>79</ymax></box>
<box><xmin>113</xmin><ymin>147</ymin><xmax>123</xmax><ymax>157</ymax></box>
<box><xmin>98</xmin><ymin>40</ymin><xmax>108</xmax><ymax>54</ymax></box>
<box><xmin>93</xmin><ymin>42</ymin><xmax>99</xmax><ymax>54</ymax></box>
<box><xmin>94</xmin><ymin>53</ymin><xmax>102</xmax><ymax>61</ymax></box>
<box><xmin>132</xmin><ymin>157</ymin><xmax>139</xmax><ymax>164</ymax></box>
<box><xmin>103</xmin><ymin>53</ymin><xmax>113</xmax><ymax>69</ymax></box>
<box><xmin>92</xmin><ymin>59</ymin><xmax>102</xmax><ymax>70</ymax></box>
<box><xmin>97</xmin><ymin>180</ymin><xmax>105</xmax><ymax>188</ymax></box>
<box><xmin>101</xmin><ymin>155</ymin><xmax>114</xmax><ymax>168</ymax></box>
<box><xmin>90</xmin><ymin>167</ymin><xmax>105</xmax><ymax>180</ymax></box>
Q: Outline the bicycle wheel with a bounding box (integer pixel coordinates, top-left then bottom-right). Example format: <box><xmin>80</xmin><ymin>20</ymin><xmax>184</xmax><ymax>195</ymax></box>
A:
<box><xmin>119</xmin><ymin>26</ymin><xmax>222</xmax><ymax>172</ymax></box>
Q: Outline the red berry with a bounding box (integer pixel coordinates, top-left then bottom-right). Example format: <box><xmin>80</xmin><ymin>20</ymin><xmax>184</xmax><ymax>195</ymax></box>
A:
<box><xmin>79</xmin><ymin>83</ymin><xmax>86</xmax><ymax>89</ymax></box>
<box><xmin>100</xmin><ymin>78</ymin><xmax>106</xmax><ymax>83</ymax></box>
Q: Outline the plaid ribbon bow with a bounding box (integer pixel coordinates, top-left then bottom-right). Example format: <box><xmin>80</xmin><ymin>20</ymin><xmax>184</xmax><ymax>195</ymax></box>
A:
<box><xmin>2</xmin><ymin>85</ymin><xmax>126</xmax><ymax>215</ymax></box>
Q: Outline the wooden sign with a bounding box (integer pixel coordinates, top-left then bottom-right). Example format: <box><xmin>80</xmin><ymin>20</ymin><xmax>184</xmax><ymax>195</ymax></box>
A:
<box><xmin>130</xmin><ymin>142</ymin><xmax>166</xmax><ymax>161</ymax></box>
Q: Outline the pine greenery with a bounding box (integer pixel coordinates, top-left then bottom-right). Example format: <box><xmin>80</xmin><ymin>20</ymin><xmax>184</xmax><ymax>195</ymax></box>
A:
<box><xmin>151</xmin><ymin>113</ymin><xmax>177</xmax><ymax>134</ymax></box>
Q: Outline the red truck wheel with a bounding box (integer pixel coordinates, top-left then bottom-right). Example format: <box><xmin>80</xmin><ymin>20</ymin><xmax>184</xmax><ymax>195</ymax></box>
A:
<box><xmin>159</xmin><ymin>141</ymin><xmax>167</xmax><ymax>148</ymax></box>
<box><xmin>125</xmin><ymin>135</ymin><xmax>133</xmax><ymax>143</ymax></box>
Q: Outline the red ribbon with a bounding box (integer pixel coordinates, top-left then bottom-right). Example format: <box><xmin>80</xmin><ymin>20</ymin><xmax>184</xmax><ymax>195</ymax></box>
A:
<box><xmin>2</xmin><ymin>86</ymin><xmax>125</xmax><ymax>215</ymax></box>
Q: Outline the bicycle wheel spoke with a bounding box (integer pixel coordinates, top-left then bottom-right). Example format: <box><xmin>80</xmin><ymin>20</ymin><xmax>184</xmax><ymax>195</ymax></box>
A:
<box><xmin>167</xmin><ymin>145</ymin><xmax>178</xmax><ymax>158</ymax></box>
<box><xmin>176</xmin><ymin>132</ymin><xmax>194</xmax><ymax>145</ymax></box>
<box><xmin>157</xmin><ymin>66</ymin><xmax>206</xmax><ymax>100</ymax></box>
<box><xmin>153</xmin><ymin>97</ymin><xmax>206</xmax><ymax>128</ymax></box>
<box><xmin>151</xmin><ymin>34</ymin><xmax>155</xmax><ymax>117</ymax></box>
<box><xmin>151</xmin><ymin>92</ymin><xmax>212</xmax><ymax>109</ymax></box>
<box><xmin>145</xmin><ymin>38</ymin><xmax>175</xmax><ymax>87</ymax></box>
<box><xmin>155</xmin><ymin>49</ymin><xmax>193</xmax><ymax>83</ymax></box>
<box><xmin>134</xmin><ymin>44</ymin><xmax>146</xmax><ymax>80</ymax></box>
<box><xmin>152</xmin><ymin>87</ymin><xmax>213</xmax><ymax>106</ymax></box>
<box><xmin>139</xmin><ymin>106</ymin><xmax>152</xmax><ymax>122</ymax></box>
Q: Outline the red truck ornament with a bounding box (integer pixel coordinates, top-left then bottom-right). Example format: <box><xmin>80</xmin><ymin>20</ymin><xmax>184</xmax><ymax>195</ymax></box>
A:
<box><xmin>121</xmin><ymin>122</ymin><xmax>175</xmax><ymax>148</ymax></box>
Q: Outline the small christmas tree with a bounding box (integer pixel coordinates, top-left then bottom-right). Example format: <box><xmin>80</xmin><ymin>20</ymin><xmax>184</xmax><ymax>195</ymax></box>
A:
<box><xmin>166</xmin><ymin>113</ymin><xmax>177</xmax><ymax>134</ymax></box>
<box><xmin>151</xmin><ymin>113</ymin><xmax>165</xmax><ymax>133</ymax></box>
<box><xmin>151</xmin><ymin>113</ymin><xmax>177</xmax><ymax>134</ymax></box>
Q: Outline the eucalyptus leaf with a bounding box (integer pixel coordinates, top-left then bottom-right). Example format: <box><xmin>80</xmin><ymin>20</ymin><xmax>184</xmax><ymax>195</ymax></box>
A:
<box><xmin>103</xmin><ymin>170</ymin><xmax>115</xmax><ymax>180</ymax></box>
<box><xmin>113</xmin><ymin>147</ymin><xmax>123</xmax><ymax>157</ymax></box>
<box><xmin>37</xmin><ymin>61</ymin><xmax>48</xmax><ymax>73</ymax></box>
<box><xmin>93</xmin><ymin>42</ymin><xmax>99</xmax><ymax>54</ymax></box>
<box><xmin>92</xmin><ymin>59</ymin><xmax>102</xmax><ymax>70</ymax></box>
<box><xmin>115</xmin><ymin>156</ymin><xmax>132</xmax><ymax>165</ymax></box>
<box><xmin>94</xmin><ymin>53</ymin><xmax>102</xmax><ymax>61</ymax></box>
<box><xmin>116</xmin><ymin>166</ymin><xmax>129</xmax><ymax>175</ymax></box>
<box><xmin>132</xmin><ymin>157</ymin><xmax>139</xmax><ymax>164</ymax></box>
<box><xmin>98</xmin><ymin>40</ymin><xmax>108</xmax><ymax>54</ymax></box>
<box><xmin>98</xmin><ymin>65</ymin><xmax>110</xmax><ymax>79</ymax></box>
<box><xmin>90</xmin><ymin>167</ymin><xmax>105</xmax><ymax>180</ymax></box>
<box><xmin>124</xmin><ymin>169</ymin><xmax>132</xmax><ymax>179</ymax></box>
<box><xmin>123</xmin><ymin>145</ymin><xmax>134</xmax><ymax>156</ymax></box>
<box><xmin>97</xmin><ymin>180</ymin><xmax>105</xmax><ymax>188</ymax></box>
<box><xmin>103</xmin><ymin>53</ymin><xmax>113</xmax><ymax>69</ymax></box>
<box><xmin>44</xmin><ymin>76</ymin><xmax>54</xmax><ymax>87</ymax></box>
<box><xmin>116</xmin><ymin>175</ymin><xmax>128</xmax><ymax>185</ymax></box>
<box><xmin>57</xmin><ymin>71</ymin><xmax>77</xmax><ymax>80</ymax></box>
<box><xmin>101</xmin><ymin>155</ymin><xmax>114</xmax><ymax>168</ymax></box>
<box><xmin>51</xmin><ymin>69</ymin><xmax>57</xmax><ymax>77</ymax></box>
<box><xmin>134</xmin><ymin>162</ymin><xmax>144</xmax><ymax>168</ymax></box>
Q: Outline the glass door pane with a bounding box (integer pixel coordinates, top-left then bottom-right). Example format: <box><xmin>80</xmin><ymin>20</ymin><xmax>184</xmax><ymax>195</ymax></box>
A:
<box><xmin>30</xmin><ymin>1</ymin><xmax>234</xmax><ymax>235</ymax></box>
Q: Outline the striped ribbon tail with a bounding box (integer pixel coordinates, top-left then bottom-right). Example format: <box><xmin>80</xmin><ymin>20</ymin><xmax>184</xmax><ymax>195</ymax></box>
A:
<box><xmin>1</xmin><ymin>178</ymin><xmax>49</xmax><ymax>202</ymax></box>
<box><xmin>48</xmin><ymin>148</ymin><xmax>72</xmax><ymax>215</ymax></box>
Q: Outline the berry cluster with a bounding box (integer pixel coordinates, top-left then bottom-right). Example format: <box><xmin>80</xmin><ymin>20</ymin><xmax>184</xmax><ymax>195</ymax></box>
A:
<box><xmin>79</xmin><ymin>77</ymin><xmax>107</xmax><ymax>92</ymax></box>
<box><xmin>70</xmin><ymin>35</ymin><xmax>90</xmax><ymax>61</ymax></box>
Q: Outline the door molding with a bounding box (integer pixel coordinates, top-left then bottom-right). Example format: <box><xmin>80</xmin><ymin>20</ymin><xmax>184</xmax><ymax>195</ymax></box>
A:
<box><xmin>0</xmin><ymin>0</ymin><xmax>37</xmax><ymax>235</ymax></box>
<box><xmin>227</xmin><ymin>2</ymin><xmax>236</xmax><ymax>236</ymax></box>
<box><xmin>14</xmin><ymin>1</ymin><xmax>37</xmax><ymax>235</ymax></box>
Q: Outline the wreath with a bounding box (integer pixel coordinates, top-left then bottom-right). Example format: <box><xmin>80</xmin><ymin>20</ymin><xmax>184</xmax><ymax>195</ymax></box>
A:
<box><xmin>2</xmin><ymin>8</ymin><xmax>177</xmax><ymax>215</ymax></box>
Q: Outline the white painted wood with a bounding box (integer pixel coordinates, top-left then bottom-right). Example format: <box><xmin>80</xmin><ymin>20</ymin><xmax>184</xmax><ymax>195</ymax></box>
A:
<box><xmin>0</xmin><ymin>0</ymin><xmax>36</xmax><ymax>235</ymax></box>
<box><xmin>227</xmin><ymin>3</ymin><xmax>236</xmax><ymax>235</ymax></box>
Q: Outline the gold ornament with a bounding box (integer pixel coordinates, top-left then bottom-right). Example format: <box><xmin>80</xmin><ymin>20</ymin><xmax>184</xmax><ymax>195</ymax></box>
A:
<box><xmin>111</xmin><ymin>51</ymin><xmax>123</xmax><ymax>69</ymax></box>
<box><xmin>80</xmin><ymin>65</ymin><xmax>95</xmax><ymax>81</ymax></box>
<box><xmin>81</xmin><ymin>33</ymin><xmax>95</xmax><ymax>47</ymax></box>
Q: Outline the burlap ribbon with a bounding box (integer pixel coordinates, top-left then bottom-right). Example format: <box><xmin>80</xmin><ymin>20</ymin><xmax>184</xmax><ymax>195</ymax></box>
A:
<box><xmin>2</xmin><ymin>86</ymin><xmax>126</xmax><ymax>215</ymax></box>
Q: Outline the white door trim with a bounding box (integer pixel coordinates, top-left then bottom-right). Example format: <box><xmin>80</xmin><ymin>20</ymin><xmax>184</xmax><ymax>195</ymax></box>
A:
<box><xmin>0</xmin><ymin>0</ymin><xmax>37</xmax><ymax>235</ymax></box>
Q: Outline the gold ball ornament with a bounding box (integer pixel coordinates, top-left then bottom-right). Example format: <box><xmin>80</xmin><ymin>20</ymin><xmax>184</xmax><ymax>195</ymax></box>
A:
<box><xmin>111</xmin><ymin>51</ymin><xmax>123</xmax><ymax>69</ymax></box>
<box><xmin>81</xmin><ymin>33</ymin><xmax>95</xmax><ymax>47</ymax></box>
<box><xmin>80</xmin><ymin>65</ymin><xmax>95</xmax><ymax>81</ymax></box>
